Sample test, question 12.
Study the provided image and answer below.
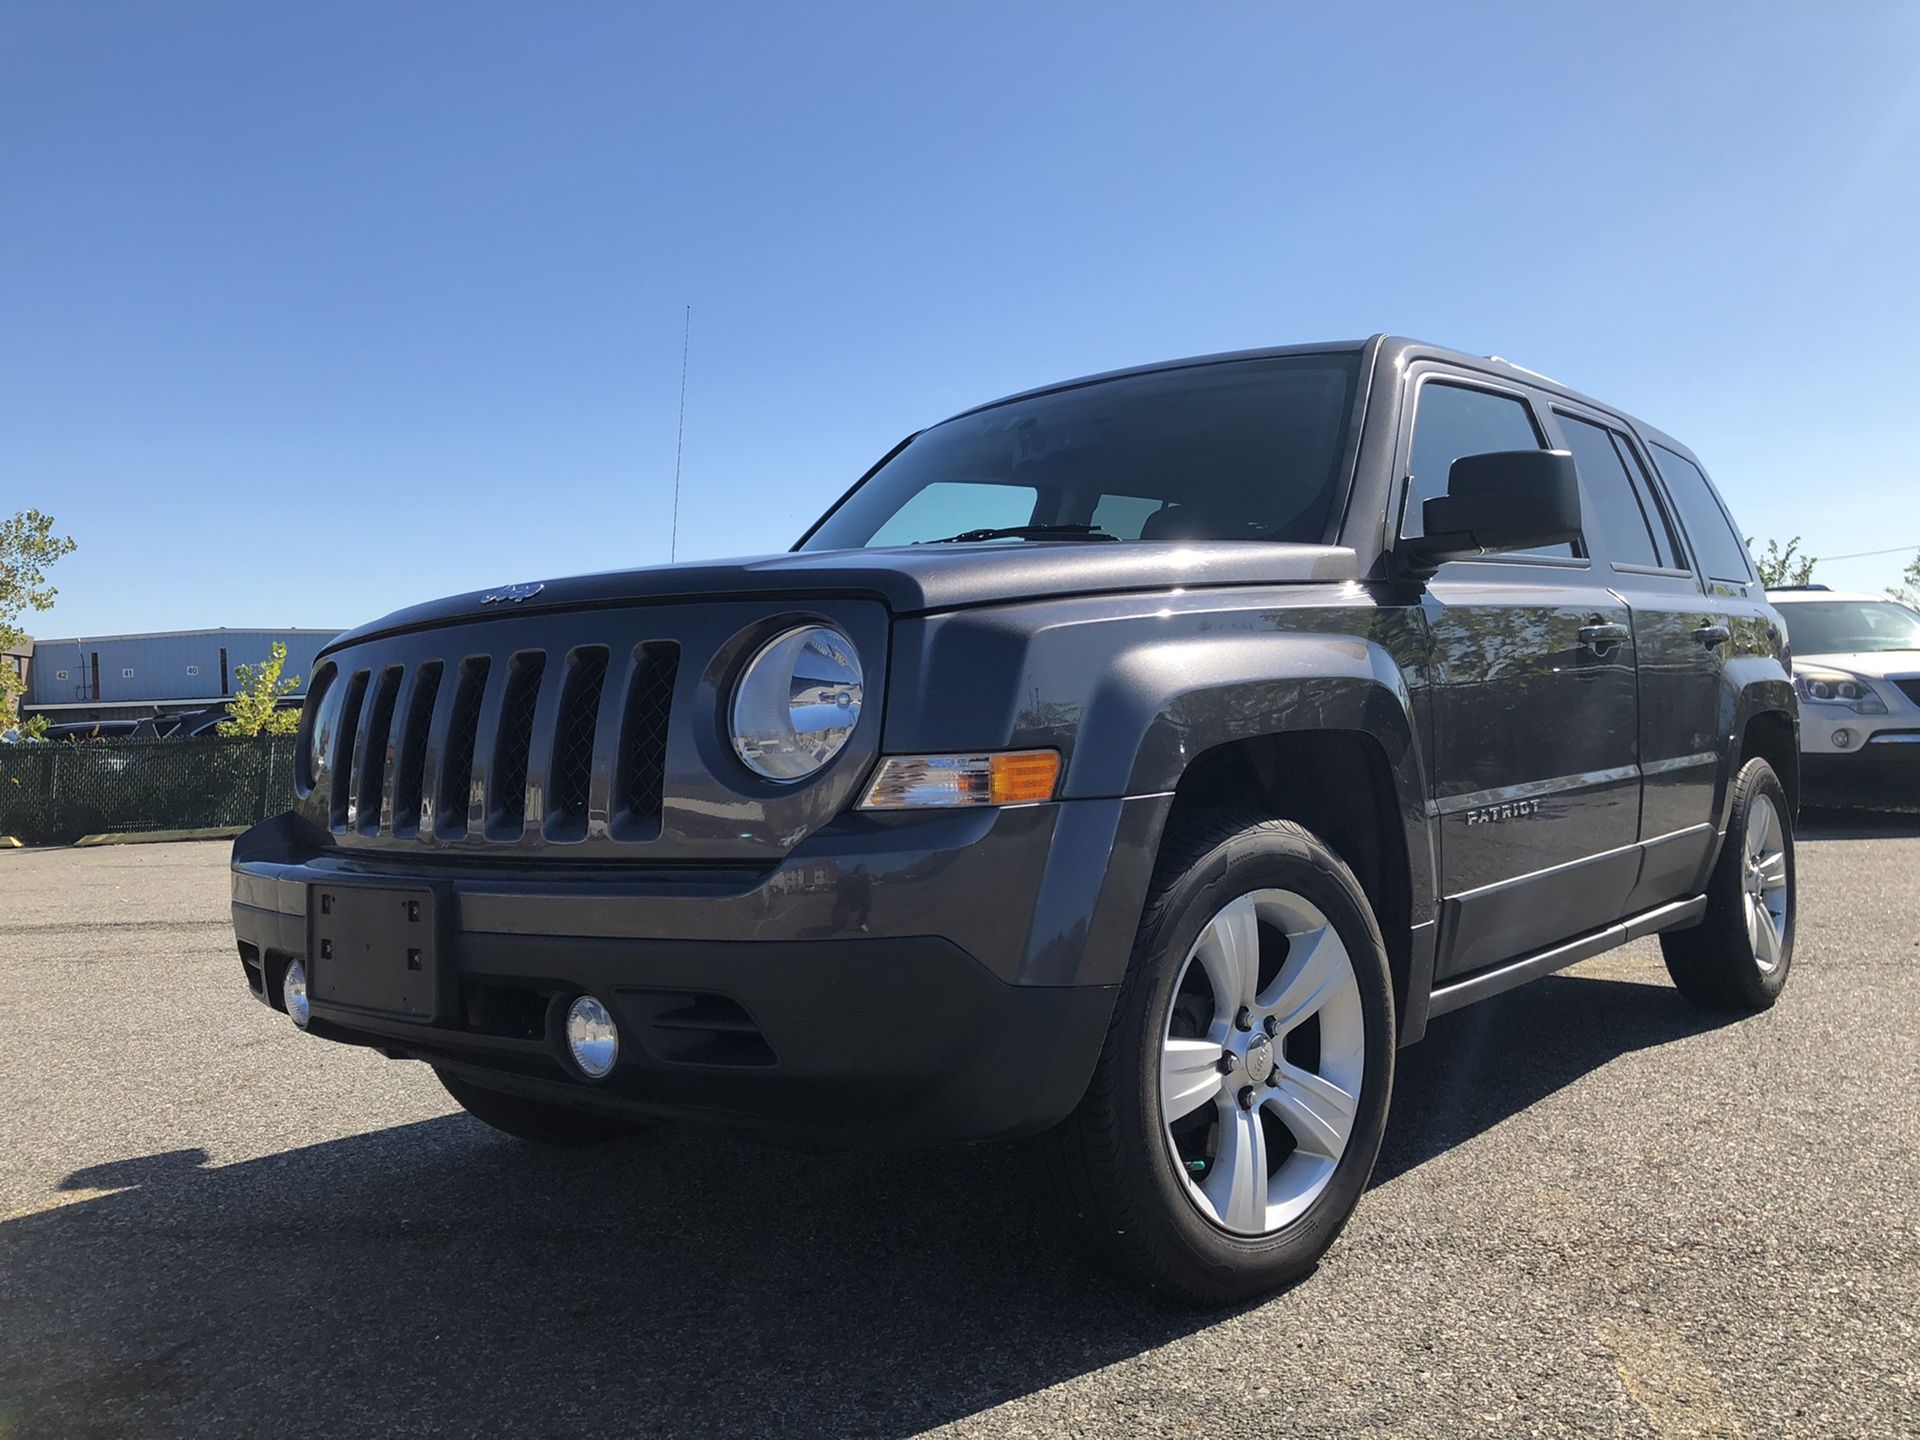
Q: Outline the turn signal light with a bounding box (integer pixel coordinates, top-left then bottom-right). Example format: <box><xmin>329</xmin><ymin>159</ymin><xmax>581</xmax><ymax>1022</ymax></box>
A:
<box><xmin>859</xmin><ymin>751</ymin><xmax>1061</xmax><ymax>810</ymax></box>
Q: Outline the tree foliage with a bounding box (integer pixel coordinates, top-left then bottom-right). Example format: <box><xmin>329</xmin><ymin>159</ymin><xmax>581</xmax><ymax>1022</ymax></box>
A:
<box><xmin>1892</xmin><ymin>551</ymin><xmax>1920</xmax><ymax>609</ymax></box>
<box><xmin>1</xmin><ymin>509</ymin><xmax>77</xmax><ymax>732</ymax></box>
<box><xmin>218</xmin><ymin>642</ymin><xmax>303</xmax><ymax>736</ymax></box>
<box><xmin>1746</xmin><ymin>535</ymin><xmax>1817</xmax><ymax>588</ymax></box>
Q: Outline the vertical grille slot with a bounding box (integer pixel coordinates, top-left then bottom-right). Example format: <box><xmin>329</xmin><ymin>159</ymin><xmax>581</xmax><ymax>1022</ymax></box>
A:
<box><xmin>614</xmin><ymin>642</ymin><xmax>679</xmax><ymax>839</ymax></box>
<box><xmin>354</xmin><ymin>667</ymin><xmax>403</xmax><ymax>834</ymax></box>
<box><xmin>391</xmin><ymin>661</ymin><xmax>443</xmax><ymax>836</ymax></box>
<box><xmin>544</xmin><ymin>647</ymin><xmax>609</xmax><ymax>842</ymax></box>
<box><xmin>436</xmin><ymin>658</ymin><xmax>491</xmax><ymax>838</ymax></box>
<box><xmin>328</xmin><ymin>670</ymin><xmax>370</xmax><ymax>831</ymax></box>
<box><xmin>487</xmin><ymin>652</ymin><xmax>547</xmax><ymax>838</ymax></box>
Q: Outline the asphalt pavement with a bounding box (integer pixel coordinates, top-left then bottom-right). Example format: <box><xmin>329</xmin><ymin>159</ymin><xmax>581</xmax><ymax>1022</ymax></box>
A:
<box><xmin>2</xmin><ymin>819</ymin><xmax>1916</xmax><ymax>1438</ymax></box>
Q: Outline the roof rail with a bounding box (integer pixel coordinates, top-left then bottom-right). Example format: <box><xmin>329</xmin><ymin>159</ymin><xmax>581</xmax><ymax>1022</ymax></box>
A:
<box><xmin>1485</xmin><ymin>355</ymin><xmax>1563</xmax><ymax>386</ymax></box>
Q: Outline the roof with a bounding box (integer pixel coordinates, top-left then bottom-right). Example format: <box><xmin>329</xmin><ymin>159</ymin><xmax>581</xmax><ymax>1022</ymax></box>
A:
<box><xmin>937</xmin><ymin>335</ymin><xmax>1674</xmax><ymax>450</ymax></box>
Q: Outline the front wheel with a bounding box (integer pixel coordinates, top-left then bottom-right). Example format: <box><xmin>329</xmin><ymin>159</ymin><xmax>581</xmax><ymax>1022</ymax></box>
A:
<box><xmin>1035</xmin><ymin>812</ymin><xmax>1395</xmax><ymax>1304</ymax></box>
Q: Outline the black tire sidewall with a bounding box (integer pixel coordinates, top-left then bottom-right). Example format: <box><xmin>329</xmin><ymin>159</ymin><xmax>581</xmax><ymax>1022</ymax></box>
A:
<box><xmin>1725</xmin><ymin>758</ymin><xmax>1796</xmax><ymax>1001</ymax></box>
<box><xmin>1114</xmin><ymin>818</ymin><xmax>1395</xmax><ymax>1290</ymax></box>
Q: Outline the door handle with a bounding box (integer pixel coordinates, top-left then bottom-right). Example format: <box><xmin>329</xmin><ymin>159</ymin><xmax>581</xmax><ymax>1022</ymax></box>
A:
<box><xmin>1579</xmin><ymin>622</ymin><xmax>1631</xmax><ymax>651</ymax></box>
<box><xmin>1693</xmin><ymin>623</ymin><xmax>1731</xmax><ymax>649</ymax></box>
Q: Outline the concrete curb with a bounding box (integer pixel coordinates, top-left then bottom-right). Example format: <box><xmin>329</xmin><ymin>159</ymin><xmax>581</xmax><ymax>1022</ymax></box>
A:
<box><xmin>72</xmin><ymin>826</ymin><xmax>247</xmax><ymax>848</ymax></box>
<box><xmin>0</xmin><ymin>836</ymin><xmax>22</xmax><ymax>848</ymax></box>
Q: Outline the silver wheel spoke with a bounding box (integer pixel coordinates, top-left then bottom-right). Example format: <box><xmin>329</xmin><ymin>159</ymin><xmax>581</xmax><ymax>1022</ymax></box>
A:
<box><xmin>1757</xmin><ymin>852</ymin><xmax>1788</xmax><ymax>892</ymax></box>
<box><xmin>1753</xmin><ymin>897</ymin><xmax>1784</xmax><ymax>970</ymax></box>
<box><xmin>1161</xmin><ymin>1038</ymin><xmax>1225</xmax><ymax>1124</ymax></box>
<box><xmin>1747</xmin><ymin>799</ymin><xmax>1772</xmax><ymax>859</ymax></box>
<box><xmin>1196</xmin><ymin>893</ymin><xmax>1261</xmax><ymax>1017</ymax></box>
<box><xmin>1266</xmin><ymin>1062</ymin><xmax>1358</xmax><ymax>1159</ymax></box>
<box><xmin>1259</xmin><ymin>924</ymin><xmax>1345</xmax><ymax>1033</ymax></box>
<box><xmin>1203</xmin><ymin>1104</ymin><xmax>1269</xmax><ymax>1233</ymax></box>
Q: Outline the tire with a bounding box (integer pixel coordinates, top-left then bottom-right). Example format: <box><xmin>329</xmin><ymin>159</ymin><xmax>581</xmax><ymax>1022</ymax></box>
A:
<box><xmin>1035</xmin><ymin>810</ymin><xmax>1396</xmax><ymax>1304</ymax></box>
<box><xmin>1661</xmin><ymin>757</ymin><xmax>1796</xmax><ymax>1010</ymax></box>
<box><xmin>435</xmin><ymin>1067</ymin><xmax>643</xmax><ymax>1146</ymax></box>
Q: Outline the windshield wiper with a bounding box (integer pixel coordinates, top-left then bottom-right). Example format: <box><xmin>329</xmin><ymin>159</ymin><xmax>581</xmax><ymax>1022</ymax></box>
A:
<box><xmin>919</xmin><ymin>524</ymin><xmax>1119</xmax><ymax>545</ymax></box>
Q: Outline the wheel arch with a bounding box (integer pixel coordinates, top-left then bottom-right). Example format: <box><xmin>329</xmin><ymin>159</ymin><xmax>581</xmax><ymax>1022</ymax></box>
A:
<box><xmin>1163</xmin><ymin>727</ymin><xmax>1425</xmax><ymax>1038</ymax></box>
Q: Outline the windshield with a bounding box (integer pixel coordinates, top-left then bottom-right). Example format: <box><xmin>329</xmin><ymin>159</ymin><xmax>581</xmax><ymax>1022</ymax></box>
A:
<box><xmin>799</xmin><ymin>354</ymin><xmax>1364</xmax><ymax>550</ymax></box>
<box><xmin>1781</xmin><ymin>600</ymin><xmax>1920</xmax><ymax>655</ymax></box>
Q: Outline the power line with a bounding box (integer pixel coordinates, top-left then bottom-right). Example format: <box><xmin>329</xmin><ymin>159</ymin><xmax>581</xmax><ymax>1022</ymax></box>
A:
<box><xmin>1814</xmin><ymin>542</ymin><xmax>1920</xmax><ymax>562</ymax></box>
<box><xmin>670</xmin><ymin>305</ymin><xmax>691</xmax><ymax>564</ymax></box>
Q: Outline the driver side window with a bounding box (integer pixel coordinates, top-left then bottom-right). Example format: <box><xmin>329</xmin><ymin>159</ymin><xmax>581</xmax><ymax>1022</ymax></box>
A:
<box><xmin>1403</xmin><ymin>382</ymin><xmax>1576</xmax><ymax>559</ymax></box>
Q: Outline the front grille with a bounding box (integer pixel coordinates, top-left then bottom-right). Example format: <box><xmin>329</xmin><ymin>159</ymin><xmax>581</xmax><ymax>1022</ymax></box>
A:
<box><xmin>436</xmin><ymin>658</ymin><xmax>491</xmax><ymax>839</ymax></box>
<box><xmin>546</xmin><ymin>647</ymin><xmax>609</xmax><ymax>842</ymax></box>
<box><xmin>317</xmin><ymin>639</ymin><xmax>680</xmax><ymax>850</ymax></box>
<box><xmin>1895</xmin><ymin>678</ymin><xmax>1920</xmax><ymax>708</ymax></box>
<box><xmin>487</xmin><ymin>653</ymin><xmax>546</xmax><ymax>839</ymax></box>
<box><xmin>616</xmin><ymin>643</ymin><xmax>679</xmax><ymax>840</ymax></box>
<box><xmin>390</xmin><ymin>661</ymin><xmax>442</xmax><ymax>835</ymax></box>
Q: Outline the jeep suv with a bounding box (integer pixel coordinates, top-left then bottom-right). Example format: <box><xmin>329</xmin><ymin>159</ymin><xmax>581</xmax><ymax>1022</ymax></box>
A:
<box><xmin>231</xmin><ymin>336</ymin><xmax>1798</xmax><ymax>1302</ymax></box>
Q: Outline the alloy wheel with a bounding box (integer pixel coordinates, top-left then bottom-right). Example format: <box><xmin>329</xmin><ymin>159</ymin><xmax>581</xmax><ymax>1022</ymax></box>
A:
<box><xmin>1742</xmin><ymin>793</ymin><xmax>1791</xmax><ymax>973</ymax></box>
<box><xmin>1158</xmin><ymin>888</ymin><xmax>1366</xmax><ymax>1236</ymax></box>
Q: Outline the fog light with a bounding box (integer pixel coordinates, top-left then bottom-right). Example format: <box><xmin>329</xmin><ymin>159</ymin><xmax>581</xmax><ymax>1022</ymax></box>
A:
<box><xmin>285</xmin><ymin>958</ymin><xmax>311</xmax><ymax>1029</ymax></box>
<box><xmin>1832</xmin><ymin>728</ymin><xmax>1855</xmax><ymax>750</ymax></box>
<box><xmin>565</xmin><ymin>995</ymin><xmax>619</xmax><ymax>1079</ymax></box>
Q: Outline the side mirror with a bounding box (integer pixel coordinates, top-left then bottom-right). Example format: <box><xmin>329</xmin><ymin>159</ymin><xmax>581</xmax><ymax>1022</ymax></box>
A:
<box><xmin>1401</xmin><ymin>449</ymin><xmax>1581</xmax><ymax>577</ymax></box>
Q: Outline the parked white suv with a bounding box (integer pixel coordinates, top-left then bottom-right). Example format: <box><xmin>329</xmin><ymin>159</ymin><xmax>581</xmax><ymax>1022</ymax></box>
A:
<box><xmin>1769</xmin><ymin>586</ymin><xmax>1920</xmax><ymax>806</ymax></box>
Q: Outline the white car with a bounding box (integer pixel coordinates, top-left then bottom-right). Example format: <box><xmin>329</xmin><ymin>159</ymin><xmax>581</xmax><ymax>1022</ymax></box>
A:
<box><xmin>1768</xmin><ymin>586</ymin><xmax>1920</xmax><ymax>806</ymax></box>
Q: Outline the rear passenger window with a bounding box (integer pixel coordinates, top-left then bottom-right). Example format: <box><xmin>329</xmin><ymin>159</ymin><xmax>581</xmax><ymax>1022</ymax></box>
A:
<box><xmin>1404</xmin><ymin>381</ymin><xmax>1576</xmax><ymax>559</ymax></box>
<box><xmin>1555</xmin><ymin>413</ymin><xmax>1663</xmax><ymax>568</ymax></box>
<box><xmin>1650</xmin><ymin>443</ymin><xmax>1752</xmax><ymax>583</ymax></box>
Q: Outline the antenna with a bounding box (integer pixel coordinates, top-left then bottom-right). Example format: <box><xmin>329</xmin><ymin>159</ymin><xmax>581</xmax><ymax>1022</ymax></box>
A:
<box><xmin>670</xmin><ymin>305</ymin><xmax>691</xmax><ymax>563</ymax></box>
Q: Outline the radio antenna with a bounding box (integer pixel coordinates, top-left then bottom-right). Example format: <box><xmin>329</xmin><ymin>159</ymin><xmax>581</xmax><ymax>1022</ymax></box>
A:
<box><xmin>670</xmin><ymin>304</ymin><xmax>691</xmax><ymax>563</ymax></box>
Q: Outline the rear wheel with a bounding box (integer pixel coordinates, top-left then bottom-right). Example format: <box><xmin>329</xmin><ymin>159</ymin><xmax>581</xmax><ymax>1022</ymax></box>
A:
<box><xmin>1661</xmin><ymin>757</ymin><xmax>1795</xmax><ymax>1010</ymax></box>
<box><xmin>435</xmin><ymin>1067</ymin><xmax>643</xmax><ymax>1146</ymax></box>
<box><xmin>1036</xmin><ymin>811</ymin><xmax>1395</xmax><ymax>1304</ymax></box>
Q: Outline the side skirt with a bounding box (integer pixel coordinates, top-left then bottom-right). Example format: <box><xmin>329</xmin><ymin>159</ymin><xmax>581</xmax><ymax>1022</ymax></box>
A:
<box><xmin>1424</xmin><ymin>894</ymin><xmax>1708</xmax><ymax>1020</ymax></box>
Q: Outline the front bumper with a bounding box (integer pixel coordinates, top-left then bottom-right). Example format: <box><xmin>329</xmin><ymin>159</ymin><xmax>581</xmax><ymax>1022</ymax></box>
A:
<box><xmin>1801</xmin><ymin>731</ymin><xmax>1920</xmax><ymax>808</ymax></box>
<box><xmin>231</xmin><ymin>796</ymin><xmax>1168</xmax><ymax>1143</ymax></box>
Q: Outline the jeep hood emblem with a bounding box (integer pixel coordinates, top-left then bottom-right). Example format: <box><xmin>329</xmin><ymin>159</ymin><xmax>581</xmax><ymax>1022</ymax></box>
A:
<box><xmin>481</xmin><ymin>581</ymin><xmax>545</xmax><ymax>605</ymax></box>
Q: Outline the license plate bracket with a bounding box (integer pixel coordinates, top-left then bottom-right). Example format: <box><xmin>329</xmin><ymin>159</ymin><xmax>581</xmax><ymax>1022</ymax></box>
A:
<box><xmin>307</xmin><ymin>881</ymin><xmax>450</xmax><ymax>1022</ymax></box>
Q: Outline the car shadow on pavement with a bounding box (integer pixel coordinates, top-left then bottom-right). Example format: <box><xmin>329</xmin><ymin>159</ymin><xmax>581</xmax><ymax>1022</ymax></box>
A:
<box><xmin>2</xmin><ymin>973</ymin><xmax>1728</xmax><ymax>1439</ymax></box>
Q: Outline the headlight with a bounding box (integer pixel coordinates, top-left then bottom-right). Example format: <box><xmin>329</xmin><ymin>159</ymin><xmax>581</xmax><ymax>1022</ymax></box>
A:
<box><xmin>729</xmin><ymin>625</ymin><xmax>864</xmax><ymax>781</ymax></box>
<box><xmin>297</xmin><ymin>665</ymin><xmax>339</xmax><ymax>795</ymax></box>
<box><xmin>1793</xmin><ymin>665</ymin><xmax>1888</xmax><ymax>714</ymax></box>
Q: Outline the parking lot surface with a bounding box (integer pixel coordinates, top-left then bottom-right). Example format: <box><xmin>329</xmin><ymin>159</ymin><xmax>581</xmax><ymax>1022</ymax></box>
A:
<box><xmin>2</xmin><ymin>821</ymin><xmax>1917</xmax><ymax>1439</ymax></box>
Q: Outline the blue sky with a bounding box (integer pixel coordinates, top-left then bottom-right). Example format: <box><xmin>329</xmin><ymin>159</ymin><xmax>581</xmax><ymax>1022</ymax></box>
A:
<box><xmin>5</xmin><ymin>2</ymin><xmax>1918</xmax><ymax>640</ymax></box>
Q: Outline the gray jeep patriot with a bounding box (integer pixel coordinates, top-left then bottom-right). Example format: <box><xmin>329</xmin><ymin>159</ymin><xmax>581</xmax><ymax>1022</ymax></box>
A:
<box><xmin>231</xmin><ymin>336</ymin><xmax>1799</xmax><ymax>1301</ymax></box>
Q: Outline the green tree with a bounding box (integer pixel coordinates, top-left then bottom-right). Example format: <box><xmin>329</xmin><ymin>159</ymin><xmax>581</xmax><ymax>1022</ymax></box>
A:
<box><xmin>217</xmin><ymin>642</ymin><xmax>302</xmax><ymax>736</ymax></box>
<box><xmin>1891</xmin><ymin>551</ymin><xmax>1920</xmax><ymax>608</ymax></box>
<box><xmin>1</xmin><ymin>509</ymin><xmax>77</xmax><ymax>734</ymax></box>
<box><xmin>1746</xmin><ymin>535</ymin><xmax>1817</xmax><ymax>588</ymax></box>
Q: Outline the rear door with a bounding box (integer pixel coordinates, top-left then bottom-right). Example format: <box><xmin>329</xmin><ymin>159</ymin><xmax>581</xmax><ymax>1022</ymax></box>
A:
<box><xmin>1399</xmin><ymin>367</ymin><xmax>1642</xmax><ymax>981</ymax></box>
<box><xmin>1545</xmin><ymin>405</ymin><xmax>1723</xmax><ymax>910</ymax></box>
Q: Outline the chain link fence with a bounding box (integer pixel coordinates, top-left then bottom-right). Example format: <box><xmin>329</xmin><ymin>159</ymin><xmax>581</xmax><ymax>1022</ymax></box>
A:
<box><xmin>0</xmin><ymin>736</ymin><xmax>296</xmax><ymax>845</ymax></box>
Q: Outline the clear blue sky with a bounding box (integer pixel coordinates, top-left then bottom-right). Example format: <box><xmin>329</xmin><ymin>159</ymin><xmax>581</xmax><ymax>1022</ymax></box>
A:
<box><xmin>6</xmin><ymin>2</ymin><xmax>1918</xmax><ymax>640</ymax></box>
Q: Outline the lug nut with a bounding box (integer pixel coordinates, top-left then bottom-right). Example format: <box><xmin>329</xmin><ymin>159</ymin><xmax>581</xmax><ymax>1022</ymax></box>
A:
<box><xmin>1235</xmin><ymin>1007</ymin><xmax>1253</xmax><ymax>1032</ymax></box>
<box><xmin>1217</xmin><ymin>1053</ymin><xmax>1236</xmax><ymax>1074</ymax></box>
<box><xmin>1263</xmin><ymin>1014</ymin><xmax>1279</xmax><ymax>1037</ymax></box>
<box><xmin>1238</xmin><ymin>1087</ymin><xmax>1256</xmax><ymax>1109</ymax></box>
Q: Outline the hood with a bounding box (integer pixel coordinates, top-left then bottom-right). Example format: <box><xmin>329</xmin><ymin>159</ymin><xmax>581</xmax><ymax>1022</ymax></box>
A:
<box><xmin>324</xmin><ymin>541</ymin><xmax>1359</xmax><ymax>651</ymax></box>
<box><xmin>1792</xmin><ymin>649</ymin><xmax>1920</xmax><ymax>680</ymax></box>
